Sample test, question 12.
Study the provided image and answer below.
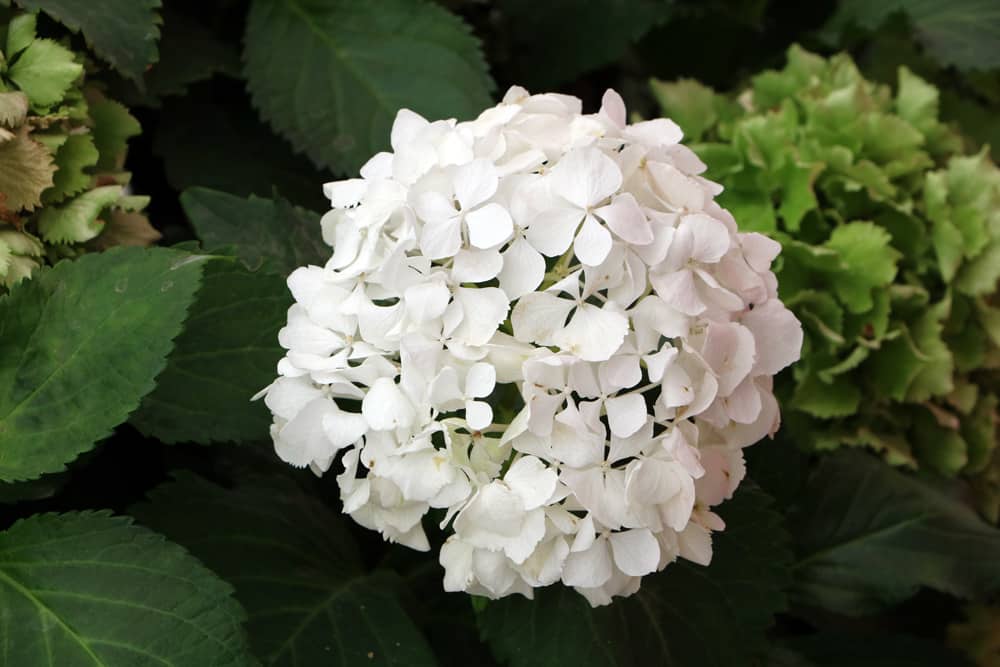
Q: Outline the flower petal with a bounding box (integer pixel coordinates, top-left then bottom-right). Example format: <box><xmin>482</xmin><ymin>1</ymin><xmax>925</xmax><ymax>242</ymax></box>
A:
<box><xmin>596</xmin><ymin>192</ymin><xmax>653</xmax><ymax>245</ymax></box>
<box><xmin>573</xmin><ymin>214</ymin><xmax>613</xmax><ymax>266</ymax></box>
<box><xmin>550</xmin><ymin>147</ymin><xmax>623</xmax><ymax>209</ymax></box>
<box><xmin>466</xmin><ymin>202</ymin><xmax>514</xmax><ymax>249</ymax></box>
<box><xmin>609</xmin><ymin>528</ymin><xmax>660</xmax><ymax>577</ymax></box>
<box><xmin>498</xmin><ymin>236</ymin><xmax>545</xmax><ymax>300</ymax></box>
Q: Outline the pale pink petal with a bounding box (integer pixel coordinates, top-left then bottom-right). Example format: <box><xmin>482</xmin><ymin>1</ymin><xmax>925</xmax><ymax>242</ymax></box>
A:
<box><xmin>596</xmin><ymin>193</ymin><xmax>653</xmax><ymax>245</ymax></box>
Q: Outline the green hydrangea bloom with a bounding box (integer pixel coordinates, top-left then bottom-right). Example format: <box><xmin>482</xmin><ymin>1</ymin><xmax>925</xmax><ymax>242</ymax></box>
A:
<box><xmin>0</xmin><ymin>10</ymin><xmax>158</xmax><ymax>288</ymax></box>
<box><xmin>653</xmin><ymin>46</ymin><xmax>1000</xmax><ymax>513</ymax></box>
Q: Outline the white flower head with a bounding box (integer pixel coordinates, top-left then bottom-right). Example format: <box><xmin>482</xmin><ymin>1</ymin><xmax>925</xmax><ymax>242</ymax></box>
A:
<box><xmin>261</xmin><ymin>87</ymin><xmax>802</xmax><ymax>606</ymax></box>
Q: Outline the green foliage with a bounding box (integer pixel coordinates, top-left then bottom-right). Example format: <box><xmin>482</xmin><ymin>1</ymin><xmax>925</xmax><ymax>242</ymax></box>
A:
<box><xmin>790</xmin><ymin>451</ymin><xmax>1000</xmax><ymax>615</ymax></box>
<box><xmin>131</xmin><ymin>259</ymin><xmax>291</xmax><ymax>444</ymax></box>
<box><xmin>653</xmin><ymin>47</ymin><xmax>1000</xmax><ymax>486</ymax></box>
<box><xmin>778</xmin><ymin>632</ymin><xmax>973</xmax><ymax>666</ymax></box>
<box><xmin>243</xmin><ymin>0</ymin><xmax>494</xmax><ymax>173</ymax></box>
<box><xmin>15</xmin><ymin>0</ymin><xmax>162</xmax><ymax>81</ymax></box>
<box><xmin>478</xmin><ymin>485</ymin><xmax>790</xmax><ymax>666</ymax></box>
<box><xmin>823</xmin><ymin>0</ymin><xmax>1000</xmax><ymax>71</ymax></box>
<box><xmin>495</xmin><ymin>0</ymin><xmax>673</xmax><ymax>89</ymax></box>
<box><xmin>0</xmin><ymin>247</ymin><xmax>205</xmax><ymax>481</ymax></box>
<box><xmin>0</xmin><ymin>511</ymin><xmax>255</xmax><ymax>666</ymax></box>
<box><xmin>132</xmin><ymin>470</ymin><xmax>438</xmax><ymax>666</ymax></box>
<box><xmin>0</xmin><ymin>10</ymin><xmax>156</xmax><ymax>288</ymax></box>
<box><xmin>181</xmin><ymin>188</ymin><xmax>327</xmax><ymax>274</ymax></box>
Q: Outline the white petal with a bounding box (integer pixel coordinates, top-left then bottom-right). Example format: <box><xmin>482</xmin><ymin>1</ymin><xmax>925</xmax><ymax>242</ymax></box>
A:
<box><xmin>498</xmin><ymin>237</ymin><xmax>545</xmax><ymax>300</ymax></box>
<box><xmin>651</xmin><ymin>269</ymin><xmax>704</xmax><ymax>316</ymax></box>
<box><xmin>362</xmin><ymin>378</ymin><xmax>415</xmax><ymax>430</ymax></box>
<box><xmin>683</xmin><ymin>213</ymin><xmax>730</xmax><ymax>264</ymax></box>
<box><xmin>573</xmin><ymin>214</ymin><xmax>613</xmax><ymax>266</ymax></box>
<box><xmin>505</xmin><ymin>456</ymin><xmax>558</xmax><ymax>510</ymax></box>
<box><xmin>419</xmin><ymin>216</ymin><xmax>463</xmax><ymax>260</ymax></box>
<box><xmin>452</xmin><ymin>287</ymin><xmax>510</xmax><ymax>347</ymax></box>
<box><xmin>452</xmin><ymin>247</ymin><xmax>503</xmax><ymax>282</ymax></box>
<box><xmin>323</xmin><ymin>178</ymin><xmax>366</xmax><ymax>207</ymax></box>
<box><xmin>605</xmin><ymin>393</ymin><xmax>647</xmax><ymax>438</ymax></box>
<box><xmin>440</xmin><ymin>538</ymin><xmax>475</xmax><ymax>592</ymax></box>
<box><xmin>415</xmin><ymin>190</ymin><xmax>459</xmax><ymax>225</ymax></box>
<box><xmin>741</xmin><ymin>300</ymin><xmax>803</xmax><ymax>375</ymax></box>
<box><xmin>453</xmin><ymin>158</ymin><xmax>499</xmax><ymax>210</ymax></box>
<box><xmin>624</xmin><ymin>118</ymin><xmax>683</xmax><ymax>147</ymax></box>
<box><xmin>600</xmin><ymin>89</ymin><xmax>627</xmax><ymax>128</ymax></box>
<box><xmin>601</xmin><ymin>355</ymin><xmax>642</xmax><ymax>390</ymax></box>
<box><xmin>740</xmin><ymin>232</ymin><xmax>781</xmax><ymax>272</ymax></box>
<box><xmin>550</xmin><ymin>147</ymin><xmax>623</xmax><ymax>209</ymax></box>
<box><xmin>466</xmin><ymin>203</ymin><xmax>514</xmax><ymax>249</ymax></box>
<box><xmin>511</xmin><ymin>291</ymin><xmax>574</xmax><ymax>346</ymax></box>
<box><xmin>465</xmin><ymin>362</ymin><xmax>497</xmax><ymax>398</ymax></box>
<box><xmin>678</xmin><ymin>523</ymin><xmax>713</xmax><ymax>566</ymax></box>
<box><xmin>404</xmin><ymin>281</ymin><xmax>451</xmax><ymax>323</ymax></box>
<box><xmin>264</xmin><ymin>376</ymin><xmax>323</xmax><ymax>421</ymax></box>
<box><xmin>323</xmin><ymin>408</ymin><xmax>369</xmax><ymax>450</ymax></box>
<box><xmin>725</xmin><ymin>377</ymin><xmax>763</xmax><ymax>424</ymax></box>
<box><xmin>526</xmin><ymin>206</ymin><xmax>583</xmax><ymax>257</ymax></box>
<box><xmin>562</xmin><ymin>538</ymin><xmax>613</xmax><ymax>588</ymax></box>
<box><xmin>701</xmin><ymin>321</ymin><xmax>756</xmax><ymax>397</ymax></box>
<box><xmin>391</xmin><ymin>108</ymin><xmax>429</xmax><ymax>151</ymax></box>
<box><xmin>595</xmin><ymin>192</ymin><xmax>653</xmax><ymax>245</ymax></box>
<box><xmin>465</xmin><ymin>399</ymin><xmax>494</xmax><ymax>430</ymax></box>
<box><xmin>275</xmin><ymin>397</ymin><xmax>336</xmax><ymax>467</ymax></box>
<box><xmin>647</xmin><ymin>161</ymin><xmax>705</xmax><ymax>211</ymax></box>
<box><xmin>555</xmin><ymin>303</ymin><xmax>628</xmax><ymax>362</ymax></box>
<box><xmin>609</xmin><ymin>529</ymin><xmax>660</xmax><ymax>577</ymax></box>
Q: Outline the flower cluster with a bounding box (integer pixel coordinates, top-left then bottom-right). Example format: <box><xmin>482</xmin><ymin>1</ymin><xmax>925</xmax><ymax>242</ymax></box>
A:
<box><xmin>260</xmin><ymin>87</ymin><xmax>802</xmax><ymax>606</ymax></box>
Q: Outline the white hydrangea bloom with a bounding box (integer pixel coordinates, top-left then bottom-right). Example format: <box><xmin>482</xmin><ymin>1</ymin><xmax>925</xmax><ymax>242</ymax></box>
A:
<box><xmin>260</xmin><ymin>86</ymin><xmax>803</xmax><ymax>606</ymax></box>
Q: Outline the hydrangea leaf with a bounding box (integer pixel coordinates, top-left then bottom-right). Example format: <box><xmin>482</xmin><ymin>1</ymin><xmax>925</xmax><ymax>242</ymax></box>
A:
<box><xmin>911</xmin><ymin>406</ymin><xmax>968</xmax><ymax>476</ymax></box>
<box><xmin>131</xmin><ymin>260</ymin><xmax>290</xmax><ymax>444</ymax></box>
<box><xmin>906</xmin><ymin>300</ymin><xmax>954</xmax><ymax>401</ymax></box>
<box><xmin>89</xmin><ymin>210</ymin><xmax>161</xmax><ymax>250</ymax></box>
<box><xmin>823</xmin><ymin>0</ymin><xmax>1000</xmax><ymax>70</ymax></box>
<box><xmin>42</xmin><ymin>132</ymin><xmax>99</xmax><ymax>204</ymax></box>
<box><xmin>791</xmin><ymin>450</ymin><xmax>1000</xmax><ymax>615</ymax></box>
<box><xmin>0</xmin><ymin>511</ymin><xmax>255</xmax><ymax>666</ymax></box>
<box><xmin>782</xmin><ymin>632</ymin><xmax>972</xmax><ymax>667</ymax></box>
<box><xmin>5</xmin><ymin>12</ymin><xmax>36</xmax><ymax>58</ymax></box>
<box><xmin>88</xmin><ymin>97</ymin><xmax>141</xmax><ymax>171</ymax></box>
<box><xmin>824</xmin><ymin>221</ymin><xmax>899</xmax><ymax>313</ymax></box>
<box><xmin>243</xmin><ymin>0</ymin><xmax>494</xmax><ymax>173</ymax></box>
<box><xmin>0</xmin><ymin>92</ymin><xmax>29</xmax><ymax>127</ymax></box>
<box><xmin>495</xmin><ymin>0</ymin><xmax>670</xmax><ymax>89</ymax></box>
<box><xmin>0</xmin><ymin>247</ymin><xmax>206</xmax><ymax>481</ymax></box>
<box><xmin>132</xmin><ymin>471</ymin><xmax>438</xmax><ymax>666</ymax></box>
<box><xmin>0</xmin><ymin>127</ymin><xmax>55</xmax><ymax>211</ymax></box>
<box><xmin>778</xmin><ymin>162</ymin><xmax>822</xmax><ymax>231</ymax></box>
<box><xmin>791</xmin><ymin>371</ymin><xmax>861</xmax><ymax>418</ymax></box>
<box><xmin>479</xmin><ymin>485</ymin><xmax>790</xmax><ymax>667</ymax></box>
<box><xmin>720</xmin><ymin>189</ymin><xmax>777</xmax><ymax>233</ymax></box>
<box><xmin>6</xmin><ymin>38</ymin><xmax>82</xmax><ymax>109</ymax></box>
<box><xmin>36</xmin><ymin>184</ymin><xmax>122</xmax><ymax>243</ymax></box>
<box><xmin>15</xmin><ymin>0</ymin><xmax>162</xmax><ymax>81</ymax></box>
<box><xmin>895</xmin><ymin>67</ymin><xmax>939</xmax><ymax>137</ymax></box>
<box><xmin>956</xmin><ymin>241</ymin><xmax>1000</xmax><ymax>295</ymax></box>
<box><xmin>649</xmin><ymin>78</ymin><xmax>722</xmax><ymax>143</ymax></box>
<box><xmin>181</xmin><ymin>187</ymin><xmax>326</xmax><ymax>274</ymax></box>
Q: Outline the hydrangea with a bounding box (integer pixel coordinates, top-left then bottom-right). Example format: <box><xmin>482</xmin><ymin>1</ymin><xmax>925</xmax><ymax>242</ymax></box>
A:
<box><xmin>259</xmin><ymin>86</ymin><xmax>802</xmax><ymax>606</ymax></box>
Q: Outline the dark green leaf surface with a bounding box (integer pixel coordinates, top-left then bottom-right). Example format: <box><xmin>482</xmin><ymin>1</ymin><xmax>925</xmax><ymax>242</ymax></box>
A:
<box><xmin>479</xmin><ymin>484</ymin><xmax>791</xmax><ymax>667</ymax></box>
<box><xmin>16</xmin><ymin>0</ymin><xmax>162</xmax><ymax>81</ymax></box>
<box><xmin>133</xmin><ymin>472</ymin><xmax>439</xmax><ymax>666</ymax></box>
<box><xmin>779</xmin><ymin>632</ymin><xmax>971</xmax><ymax>666</ymax></box>
<box><xmin>496</xmin><ymin>0</ymin><xmax>672</xmax><ymax>88</ymax></box>
<box><xmin>182</xmin><ymin>187</ymin><xmax>327</xmax><ymax>274</ymax></box>
<box><xmin>0</xmin><ymin>247</ymin><xmax>205</xmax><ymax>481</ymax></box>
<box><xmin>824</xmin><ymin>0</ymin><xmax>1000</xmax><ymax>70</ymax></box>
<box><xmin>243</xmin><ymin>0</ymin><xmax>494</xmax><ymax>173</ymax></box>
<box><xmin>0</xmin><ymin>511</ymin><xmax>255</xmax><ymax>666</ymax></box>
<box><xmin>130</xmin><ymin>260</ymin><xmax>290</xmax><ymax>444</ymax></box>
<box><xmin>791</xmin><ymin>451</ymin><xmax>1000</xmax><ymax>615</ymax></box>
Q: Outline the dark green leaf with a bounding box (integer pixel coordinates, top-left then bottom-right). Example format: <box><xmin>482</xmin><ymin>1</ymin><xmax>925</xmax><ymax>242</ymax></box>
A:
<box><xmin>783</xmin><ymin>632</ymin><xmax>971</xmax><ymax>666</ymax></box>
<box><xmin>133</xmin><ymin>471</ymin><xmax>439</xmax><ymax>666</ymax></box>
<box><xmin>0</xmin><ymin>247</ymin><xmax>206</xmax><ymax>481</ymax></box>
<box><xmin>181</xmin><ymin>187</ymin><xmax>326</xmax><ymax>274</ymax></box>
<box><xmin>131</xmin><ymin>260</ymin><xmax>290</xmax><ymax>444</ymax></box>
<box><xmin>791</xmin><ymin>451</ymin><xmax>1000</xmax><ymax>615</ymax></box>
<box><xmin>499</xmin><ymin>0</ymin><xmax>672</xmax><ymax>89</ymax></box>
<box><xmin>823</xmin><ymin>0</ymin><xmax>1000</xmax><ymax>71</ymax></box>
<box><xmin>479</xmin><ymin>484</ymin><xmax>790</xmax><ymax>666</ymax></box>
<box><xmin>16</xmin><ymin>0</ymin><xmax>161</xmax><ymax>81</ymax></box>
<box><xmin>243</xmin><ymin>0</ymin><xmax>494</xmax><ymax>173</ymax></box>
<box><xmin>0</xmin><ymin>511</ymin><xmax>254</xmax><ymax>666</ymax></box>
